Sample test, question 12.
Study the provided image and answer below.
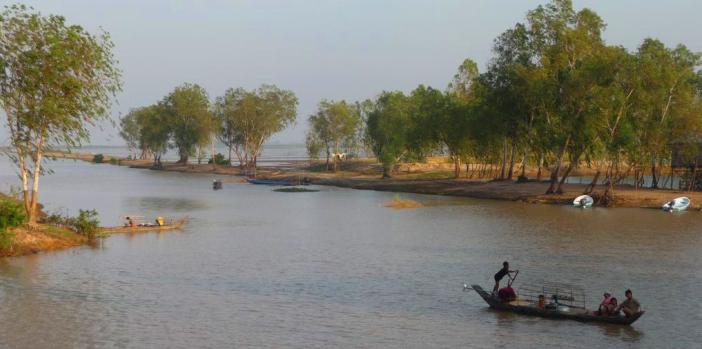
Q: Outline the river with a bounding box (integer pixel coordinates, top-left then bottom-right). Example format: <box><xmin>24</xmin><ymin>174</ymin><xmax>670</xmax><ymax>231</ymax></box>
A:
<box><xmin>0</xmin><ymin>158</ymin><xmax>700</xmax><ymax>348</ymax></box>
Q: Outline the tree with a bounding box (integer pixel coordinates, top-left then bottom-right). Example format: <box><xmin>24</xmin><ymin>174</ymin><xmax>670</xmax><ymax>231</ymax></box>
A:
<box><xmin>0</xmin><ymin>5</ymin><xmax>121</xmax><ymax>223</ymax></box>
<box><xmin>213</xmin><ymin>85</ymin><xmax>297</xmax><ymax>177</ymax></box>
<box><xmin>306</xmin><ymin>100</ymin><xmax>360</xmax><ymax>171</ymax></box>
<box><xmin>162</xmin><ymin>83</ymin><xmax>213</xmax><ymax>164</ymax></box>
<box><xmin>366</xmin><ymin>92</ymin><xmax>413</xmax><ymax>178</ymax></box>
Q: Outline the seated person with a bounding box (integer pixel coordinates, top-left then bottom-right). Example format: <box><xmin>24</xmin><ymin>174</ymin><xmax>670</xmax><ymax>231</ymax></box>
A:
<box><xmin>597</xmin><ymin>292</ymin><xmax>612</xmax><ymax>315</ymax></box>
<box><xmin>615</xmin><ymin>289</ymin><xmax>641</xmax><ymax>318</ymax></box>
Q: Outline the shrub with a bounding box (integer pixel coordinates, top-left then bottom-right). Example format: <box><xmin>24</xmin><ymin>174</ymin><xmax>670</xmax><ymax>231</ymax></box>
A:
<box><xmin>93</xmin><ymin>154</ymin><xmax>104</xmax><ymax>163</ymax></box>
<box><xmin>109</xmin><ymin>157</ymin><xmax>119</xmax><ymax>165</ymax></box>
<box><xmin>0</xmin><ymin>200</ymin><xmax>26</xmax><ymax>250</ymax></box>
<box><xmin>41</xmin><ymin>209</ymin><xmax>100</xmax><ymax>239</ymax></box>
<box><xmin>208</xmin><ymin>153</ymin><xmax>229</xmax><ymax>165</ymax></box>
<box><xmin>71</xmin><ymin>209</ymin><xmax>100</xmax><ymax>238</ymax></box>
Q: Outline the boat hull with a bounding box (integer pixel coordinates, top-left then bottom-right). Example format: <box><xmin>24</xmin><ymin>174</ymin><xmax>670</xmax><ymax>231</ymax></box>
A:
<box><xmin>100</xmin><ymin>219</ymin><xmax>187</xmax><ymax>234</ymax></box>
<box><xmin>247</xmin><ymin>179</ymin><xmax>292</xmax><ymax>186</ymax></box>
<box><xmin>471</xmin><ymin>285</ymin><xmax>643</xmax><ymax>325</ymax></box>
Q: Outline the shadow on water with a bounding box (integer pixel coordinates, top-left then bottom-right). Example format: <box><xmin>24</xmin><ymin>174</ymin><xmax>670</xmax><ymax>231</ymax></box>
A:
<box><xmin>125</xmin><ymin>196</ymin><xmax>208</xmax><ymax>212</ymax></box>
<box><xmin>599</xmin><ymin>323</ymin><xmax>644</xmax><ymax>342</ymax></box>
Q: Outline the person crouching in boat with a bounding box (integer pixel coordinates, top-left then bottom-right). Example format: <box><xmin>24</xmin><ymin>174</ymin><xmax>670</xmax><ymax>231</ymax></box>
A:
<box><xmin>597</xmin><ymin>292</ymin><xmax>613</xmax><ymax>315</ymax></box>
<box><xmin>493</xmin><ymin>261</ymin><xmax>517</xmax><ymax>294</ymax></box>
<box><xmin>615</xmin><ymin>289</ymin><xmax>641</xmax><ymax>317</ymax></box>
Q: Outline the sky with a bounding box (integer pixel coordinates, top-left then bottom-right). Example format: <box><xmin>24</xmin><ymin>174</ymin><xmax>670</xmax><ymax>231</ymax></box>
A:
<box><xmin>5</xmin><ymin>0</ymin><xmax>702</xmax><ymax>145</ymax></box>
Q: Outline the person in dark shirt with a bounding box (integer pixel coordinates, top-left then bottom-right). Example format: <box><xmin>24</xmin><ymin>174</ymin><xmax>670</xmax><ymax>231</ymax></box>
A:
<box><xmin>493</xmin><ymin>261</ymin><xmax>516</xmax><ymax>294</ymax></box>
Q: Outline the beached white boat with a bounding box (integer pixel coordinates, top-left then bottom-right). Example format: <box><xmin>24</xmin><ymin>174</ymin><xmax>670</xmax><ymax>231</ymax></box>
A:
<box><xmin>573</xmin><ymin>195</ymin><xmax>594</xmax><ymax>208</ymax></box>
<box><xmin>662</xmin><ymin>197</ymin><xmax>690</xmax><ymax>212</ymax></box>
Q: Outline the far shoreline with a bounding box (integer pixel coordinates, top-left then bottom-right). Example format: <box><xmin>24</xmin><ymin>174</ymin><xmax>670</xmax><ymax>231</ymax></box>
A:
<box><xmin>44</xmin><ymin>151</ymin><xmax>702</xmax><ymax>211</ymax></box>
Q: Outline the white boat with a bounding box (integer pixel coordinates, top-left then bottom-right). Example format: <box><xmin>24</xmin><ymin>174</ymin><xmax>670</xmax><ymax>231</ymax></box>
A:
<box><xmin>572</xmin><ymin>195</ymin><xmax>594</xmax><ymax>208</ymax></box>
<box><xmin>662</xmin><ymin>196</ymin><xmax>690</xmax><ymax>212</ymax></box>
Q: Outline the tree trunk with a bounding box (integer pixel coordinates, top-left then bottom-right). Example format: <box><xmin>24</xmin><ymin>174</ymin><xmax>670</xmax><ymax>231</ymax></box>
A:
<box><xmin>500</xmin><ymin>138</ymin><xmax>508</xmax><ymax>180</ymax></box>
<box><xmin>454</xmin><ymin>156</ymin><xmax>461</xmax><ymax>179</ymax></box>
<box><xmin>555</xmin><ymin>161</ymin><xmax>575</xmax><ymax>194</ymax></box>
<box><xmin>382</xmin><ymin>164</ymin><xmax>392</xmax><ymax>178</ymax></box>
<box><xmin>584</xmin><ymin>170</ymin><xmax>601</xmax><ymax>194</ymax></box>
<box><xmin>507</xmin><ymin>142</ymin><xmax>517</xmax><ymax>180</ymax></box>
<box><xmin>650</xmin><ymin>154</ymin><xmax>658</xmax><ymax>189</ymax></box>
<box><xmin>536</xmin><ymin>153</ymin><xmax>544</xmax><ymax>182</ymax></box>
<box><xmin>28</xmin><ymin>139</ymin><xmax>44</xmax><ymax>225</ymax></box>
<box><xmin>546</xmin><ymin>137</ymin><xmax>570</xmax><ymax>194</ymax></box>
<box><xmin>325</xmin><ymin>147</ymin><xmax>331</xmax><ymax>171</ymax></box>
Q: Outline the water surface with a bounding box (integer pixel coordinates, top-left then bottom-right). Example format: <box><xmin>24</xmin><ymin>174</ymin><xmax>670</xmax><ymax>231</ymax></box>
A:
<box><xmin>0</xmin><ymin>158</ymin><xmax>700</xmax><ymax>348</ymax></box>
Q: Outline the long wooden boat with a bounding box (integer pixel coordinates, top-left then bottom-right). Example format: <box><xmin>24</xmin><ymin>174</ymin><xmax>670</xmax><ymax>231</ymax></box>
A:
<box><xmin>100</xmin><ymin>218</ymin><xmax>188</xmax><ymax>234</ymax></box>
<box><xmin>247</xmin><ymin>178</ymin><xmax>292</xmax><ymax>186</ymax></box>
<box><xmin>471</xmin><ymin>285</ymin><xmax>644</xmax><ymax>325</ymax></box>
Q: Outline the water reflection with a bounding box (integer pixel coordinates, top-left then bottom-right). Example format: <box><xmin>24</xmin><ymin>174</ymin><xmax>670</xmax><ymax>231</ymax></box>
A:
<box><xmin>126</xmin><ymin>196</ymin><xmax>209</xmax><ymax>212</ymax></box>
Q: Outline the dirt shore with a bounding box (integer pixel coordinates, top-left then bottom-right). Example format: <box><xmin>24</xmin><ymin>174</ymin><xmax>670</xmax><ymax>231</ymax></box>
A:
<box><xmin>112</xmin><ymin>156</ymin><xmax>701</xmax><ymax>210</ymax></box>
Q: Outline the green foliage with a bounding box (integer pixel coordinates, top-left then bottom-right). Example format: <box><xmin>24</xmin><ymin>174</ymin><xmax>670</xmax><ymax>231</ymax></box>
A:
<box><xmin>93</xmin><ymin>154</ymin><xmax>104</xmax><ymax>163</ymax></box>
<box><xmin>366</xmin><ymin>91</ymin><xmax>414</xmax><ymax>178</ymax></box>
<box><xmin>0</xmin><ymin>200</ymin><xmax>25</xmax><ymax>250</ymax></box>
<box><xmin>44</xmin><ymin>209</ymin><xmax>100</xmax><ymax>239</ymax></box>
<box><xmin>208</xmin><ymin>153</ymin><xmax>228</xmax><ymax>165</ymax></box>
<box><xmin>0</xmin><ymin>4</ymin><xmax>121</xmax><ymax>222</ymax></box>
<box><xmin>109</xmin><ymin>157</ymin><xmax>119</xmax><ymax>165</ymax></box>
<box><xmin>213</xmin><ymin>85</ymin><xmax>298</xmax><ymax>175</ymax></box>
<box><xmin>162</xmin><ymin>83</ymin><xmax>213</xmax><ymax>164</ymax></box>
<box><xmin>306</xmin><ymin>100</ymin><xmax>361</xmax><ymax>171</ymax></box>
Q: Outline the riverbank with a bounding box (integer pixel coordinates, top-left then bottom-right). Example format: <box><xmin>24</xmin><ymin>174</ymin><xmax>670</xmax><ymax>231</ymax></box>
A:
<box><xmin>116</xmin><ymin>157</ymin><xmax>701</xmax><ymax>210</ymax></box>
<box><xmin>0</xmin><ymin>224</ymin><xmax>88</xmax><ymax>257</ymax></box>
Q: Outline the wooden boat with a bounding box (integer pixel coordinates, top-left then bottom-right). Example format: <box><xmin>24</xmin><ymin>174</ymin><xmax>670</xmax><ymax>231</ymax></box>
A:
<box><xmin>662</xmin><ymin>196</ymin><xmax>690</xmax><ymax>212</ymax></box>
<box><xmin>100</xmin><ymin>218</ymin><xmax>188</xmax><ymax>234</ymax></box>
<box><xmin>573</xmin><ymin>194</ymin><xmax>594</xmax><ymax>208</ymax></box>
<box><xmin>247</xmin><ymin>178</ymin><xmax>292</xmax><ymax>186</ymax></box>
<box><xmin>471</xmin><ymin>284</ymin><xmax>644</xmax><ymax>325</ymax></box>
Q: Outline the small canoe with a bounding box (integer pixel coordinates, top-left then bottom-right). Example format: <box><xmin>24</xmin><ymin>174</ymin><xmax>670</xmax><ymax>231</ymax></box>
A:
<box><xmin>662</xmin><ymin>196</ymin><xmax>690</xmax><ymax>212</ymax></box>
<box><xmin>573</xmin><ymin>195</ymin><xmax>594</xmax><ymax>208</ymax></box>
<box><xmin>471</xmin><ymin>285</ymin><xmax>644</xmax><ymax>325</ymax></box>
<box><xmin>247</xmin><ymin>178</ymin><xmax>292</xmax><ymax>186</ymax></box>
<box><xmin>100</xmin><ymin>218</ymin><xmax>188</xmax><ymax>234</ymax></box>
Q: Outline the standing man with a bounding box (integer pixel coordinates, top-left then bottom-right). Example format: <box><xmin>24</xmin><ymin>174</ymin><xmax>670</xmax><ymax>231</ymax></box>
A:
<box><xmin>493</xmin><ymin>261</ymin><xmax>517</xmax><ymax>294</ymax></box>
<box><xmin>615</xmin><ymin>289</ymin><xmax>641</xmax><ymax>317</ymax></box>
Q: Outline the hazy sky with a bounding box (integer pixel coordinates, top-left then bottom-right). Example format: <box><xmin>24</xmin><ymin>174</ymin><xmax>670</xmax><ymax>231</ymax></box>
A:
<box><xmin>8</xmin><ymin>0</ymin><xmax>702</xmax><ymax>145</ymax></box>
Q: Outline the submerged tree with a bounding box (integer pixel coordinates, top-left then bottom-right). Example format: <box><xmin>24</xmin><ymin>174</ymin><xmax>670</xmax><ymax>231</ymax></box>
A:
<box><xmin>0</xmin><ymin>4</ymin><xmax>121</xmax><ymax>223</ymax></box>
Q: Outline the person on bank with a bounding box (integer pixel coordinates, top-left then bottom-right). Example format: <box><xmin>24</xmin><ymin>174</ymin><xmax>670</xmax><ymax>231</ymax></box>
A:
<box><xmin>493</xmin><ymin>261</ymin><xmax>517</xmax><ymax>294</ymax></box>
<box><xmin>615</xmin><ymin>289</ymin><xmax>641</xmax><ymax>317</ymax></box>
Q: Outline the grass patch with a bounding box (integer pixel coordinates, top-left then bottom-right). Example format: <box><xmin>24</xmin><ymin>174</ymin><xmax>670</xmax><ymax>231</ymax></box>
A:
<box><xmin>273</xmin><ymin>187</ymin><xmax>319</xmax><ymax>193</ymax></box>
<box><xmin>384</xmin><ymin>195</ymin><xmax>423</xmax><ymax>209</ymax></box>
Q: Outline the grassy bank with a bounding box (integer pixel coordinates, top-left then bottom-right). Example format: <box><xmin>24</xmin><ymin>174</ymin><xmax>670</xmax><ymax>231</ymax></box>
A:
<box><xmin>0</xmin><ymin>224</ymin><xmax>88</xmax><ymax>257</ymax></box>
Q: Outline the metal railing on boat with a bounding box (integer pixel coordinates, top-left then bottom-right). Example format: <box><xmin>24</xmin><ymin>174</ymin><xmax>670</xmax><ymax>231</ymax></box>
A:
<box><xmin>515</xmin><ymin>281</ymin><xmax>587</xmax><ymax>309</ymax></box>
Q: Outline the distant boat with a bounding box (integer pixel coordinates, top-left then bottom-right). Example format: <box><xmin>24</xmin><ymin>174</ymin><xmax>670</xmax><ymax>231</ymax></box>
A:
<box><xmin>212</xmin><ymin>179</ymin><xmax>223</xmax><ymax>190</ymax></box>
<box><xmin>247</xmin><ymin>178</ymin><xmax>292</xmax><ymax>186</ymax></box>
<box><xmin>662</xmin><ymin>196</ymin><xmax>690</xmax><ymax>212</ymax></box>
<box><xmin>573</xmin><ymin>195</ymin><xmax>594</xmax><ymax>208</ymax></box>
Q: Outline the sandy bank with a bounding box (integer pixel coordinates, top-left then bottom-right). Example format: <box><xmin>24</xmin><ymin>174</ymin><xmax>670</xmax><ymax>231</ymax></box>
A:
<box><xmin>51</xmin><ymin>151</ymin><xmax>702</xmax><ymax>210</ymax></box>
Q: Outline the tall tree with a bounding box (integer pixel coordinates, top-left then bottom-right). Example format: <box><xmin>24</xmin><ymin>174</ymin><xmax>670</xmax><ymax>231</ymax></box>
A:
<box><xmin>162</xmin><ymin>83</ymin><xmax>213</xmax><ymax>164</ymax></box>
<box><xmin>0</xmin><ymin>5</ymin><xmax>121</xmax><ymax>223</ymax></box>
<box><xmin>366</xmin><ymin>92</ymin><xmax>413</xmax><ymax>178</ymax></box>
<box><xmin>306</xmin><ymin>100</ymin><xmax>360</xmax><ymax>171</ymax></box>
<box><xmin>213</xmin><ymin>85</ymin><xmax>297</xmax><ymax>176</ymax></box>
